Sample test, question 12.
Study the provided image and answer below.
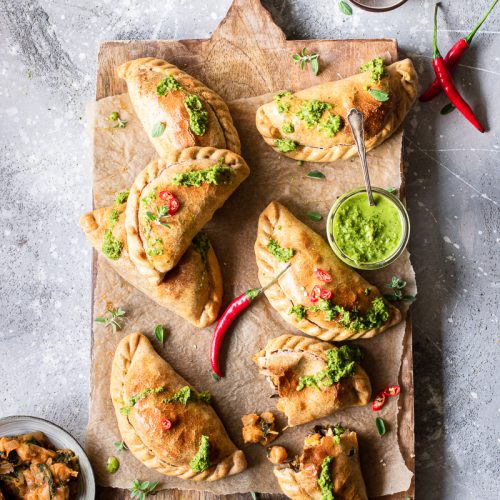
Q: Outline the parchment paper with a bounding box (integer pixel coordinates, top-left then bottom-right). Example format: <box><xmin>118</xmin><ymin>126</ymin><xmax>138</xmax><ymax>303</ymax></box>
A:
<box><xmin>85</xmin><ymin>92</ymin><xmax>415</xmax><ymax>496</ymax></box>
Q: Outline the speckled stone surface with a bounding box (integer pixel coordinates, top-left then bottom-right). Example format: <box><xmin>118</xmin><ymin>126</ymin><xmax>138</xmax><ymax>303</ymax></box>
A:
<box><xmin>0</xmin><ymin>1</ymin><xmax>498</xmax><ymax>498</ymax></box>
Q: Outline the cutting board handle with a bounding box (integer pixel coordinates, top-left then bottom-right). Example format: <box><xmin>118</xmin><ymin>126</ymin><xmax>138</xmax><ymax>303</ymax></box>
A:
<box><xmin>212</xmin><ymin>0</ymin><xmax>286</xmax><ymax>46</ymax></box>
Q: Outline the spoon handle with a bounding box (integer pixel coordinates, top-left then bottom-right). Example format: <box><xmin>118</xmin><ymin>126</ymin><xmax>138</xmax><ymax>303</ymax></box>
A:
<box><xmin>347</xmin><ymin>108</ymin><xmax>375</xmax><ymax>206</ymax></box>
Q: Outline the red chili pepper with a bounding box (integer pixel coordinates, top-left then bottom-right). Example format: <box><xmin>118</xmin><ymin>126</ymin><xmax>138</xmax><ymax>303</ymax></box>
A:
<box><xmin>320</xmin><ymin>289</ymin><xmax>332</xmax><ymax>300</ymax></box>
<box><xmin>159</xmin><ymin>190</ymin><xmax>173</xmax><ymax>201</ymax></box>
<box><xmin>210</xmin><ymin>264</ymin><xmax>292</xmax><ymax>378</ymax></box>
<box><xmin>315</xmin><ymin>268</ymin><xmax>332</xmax><ymax>282</ymax></box>
<box><xmin>431</xmin><ymin>4</ymin><xmax>485</xmax><ymax>133</ymax></box>
<box><xmin>420</xmin><ymin>0</ymin><xmax>498</xmax><ymax>101</ymax></box>
<box><xmin>161</xmin><ymin>418</ymin><xmax>172</xmax><ymax>430</ymax></box>
<box><xmin>372</xmin><ymin>390</ymin><xmax>386</xmax><ymax>411</ymax></box>
<box><xmin>310</xmin><ymin>285</ymin><xmax>322</xmax><ymax>302</ymax></box>
<box><xmin>383</xmin><ymin>385</ymin><xmax>401</xmax><ymax>397</ymax></box>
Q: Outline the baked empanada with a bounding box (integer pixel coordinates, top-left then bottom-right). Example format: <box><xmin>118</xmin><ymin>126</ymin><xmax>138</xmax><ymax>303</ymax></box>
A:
<box><xmin>118</xmin><ymin>57</ymin><xmax>240</xmax><ymax>157</ymax></box>
<box><xmin>274</xmin><ymin>425</ymin><xmax>367</xmax><ymax>499</ymax></box>
<box><xmin>80</xmin><ymin>203</ymin><xmax>222</xmax><ymax>328</ymax></box>
<box><xmin>110</xmin><ymin>333</ymin><xmax>247</xmax><ymax>481</ymax></box>
<box><xmin>256</xmin><ymin>58</ymin><xmax>417</xmax><ymax>162</ymax></box>
<box><xmin>255</xmin><ymin>201</ymin><xmax>401</xmax><ymax>340</ymax></box>
<box><xmin>253</xmin><ymin>335</ymin><xmax>371</xmax><ymax>426</ymax></box>
<box><xmin>126</xmin><ymin>147</ymin><xmax>250</xmax><ymax>285</ymax></box>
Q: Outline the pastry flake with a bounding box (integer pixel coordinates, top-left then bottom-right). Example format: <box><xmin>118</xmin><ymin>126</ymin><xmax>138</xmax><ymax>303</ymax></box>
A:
<box><xmin>110</xmin><ymin>333</ymin><xmax>247</xmax><ymax>481</ymax></box>
<box><xmin>80</xmin><ymin>203</ymin><xmax>222</xmax><ymax>328</ymax></box>
<box><xmin>273</xmin><ymin>425</ymin><xmax>368</xmax><ymax>499</ymax></box>
<box><xmin>253</xmin><ymin>334</ymin><xmax>371</xmax><ymax>426</ymax></box>
<box><xmin>256</xmin><ymin>58</ymin><xmax>417</xmax><ymax>162</ymax></box>
<box><xmin>255</xmin><ymin>201</ymin><xmax>402</xmax><ymax>341</ymax></box>
<box><xmin>118</xmin><ymin>57</ymin><xmax>240</xmax><ymax>157</ymax></box>
<box><xmin>125</xmin><ymin>147</ymin><xmax>250</xmax><ymax>284</ymax></box>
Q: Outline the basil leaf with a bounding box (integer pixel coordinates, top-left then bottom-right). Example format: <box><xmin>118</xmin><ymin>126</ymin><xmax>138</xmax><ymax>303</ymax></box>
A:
<box><xmin>338</xmin><ymin>1</ymin><xmax>353</xmax><ymax>15</ymax></box>
<box><xmin>376</xmin><ymin>416</ymin><xmax>386</xmax><ymax>436</ymax></box>
<box><xmin>368</xmin><ymin>88</ymin><xmax>390</xmax><ymax>102</ymax></box>
<box><xmin>307</xmin><ymin>170</ymin><xmax>326</xmax><ymax>180</ymax></box>
<box><xmin>440</xmin><ymin>102</ymin><xmax>455</xmax><ymax>115</ymax></box>
<box><xmin>154</xmin><ymin>324</ymin><xmax>165</xmax><ymax>344</ymax></box>
<box><xmin>386</xmin><ymin>187</ymin><xmax>396</xmax><ymax>194</ymax></box>
<box><xmin>151</xmin><ymin>122</ymin><xmax>166</xmax><ymax>138</ymax></box>
<box><xmin>307</xmin><ymin>211</ymin><xmax>323</xmax><ymax>222</ymax></box>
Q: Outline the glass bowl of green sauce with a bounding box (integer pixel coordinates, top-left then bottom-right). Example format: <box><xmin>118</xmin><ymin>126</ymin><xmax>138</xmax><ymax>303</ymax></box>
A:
<box><xmin>326</xmin><ymin>187</ymin><xmax>409</xmax><ymax>270</ymax></box>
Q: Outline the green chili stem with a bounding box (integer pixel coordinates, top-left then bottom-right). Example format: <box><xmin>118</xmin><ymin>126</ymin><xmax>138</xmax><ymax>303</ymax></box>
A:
<box><xmin>465</xmin><ymin>0</ymin><xmax>499</xmax><ymax>45</ymax></box>
<box><xmin>433</xmin><ymin>3</ymin><xmax>441</xmax><ymax>59</ymax></box>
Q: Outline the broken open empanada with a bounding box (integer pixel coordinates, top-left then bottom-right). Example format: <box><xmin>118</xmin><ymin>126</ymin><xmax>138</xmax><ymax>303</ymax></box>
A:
<box><xmin>80</xmin><ymin>203</ymin><xmax>222</xmax><ymax>328</ymax></box>
<box><xmin>255</xmin><ymin>201</ymin><xmax>402</xmax><ymax>340</ymax></box>
<box><xmin>256</xmin><ymin>58</ymin><xmax>417</xmax><ymax>162</ymax></box>
<box><xmin>125</xmin><ymin>147</ymin><xmax>250</xmax><ymax>285</ymax></box>
<box><xmin>253</xmin><ymin>335</ymin><xmax>371</xmax><ymax>426</ymax></box>
<box><xmin>118</xmin><ymin>57</ymin><xmax>240</xmax><ymax>157</ymax></box>
<box><xmin>274</xmin><ymin>425</ymin><xmax>368</xmax><ymax>499</ymax></box>
<box><xmin>110</xmin><ymin>333</ymin><xmax>247</xmax><ymax>481</ymax></box>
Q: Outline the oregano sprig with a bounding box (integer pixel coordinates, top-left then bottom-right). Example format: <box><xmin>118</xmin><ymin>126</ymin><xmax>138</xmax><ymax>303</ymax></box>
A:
<box><xmin>292</xmin><ymin>48</ymin><xmax>320</xmax><ymax>76</ymax></box>
<box><xmin>129</xmin><ymin>479</ymin><xmax>159</xmax><ymax>500</ymax></box>
<box><xmin>95</xmin><ymin>307</ymin><xmax>126</xmax><ymax>334</ymax></box>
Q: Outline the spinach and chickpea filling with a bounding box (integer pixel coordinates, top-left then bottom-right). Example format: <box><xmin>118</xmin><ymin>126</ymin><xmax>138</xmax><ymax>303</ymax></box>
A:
<box><xmin>296</xmin><ymin>345</ymin><xmax>362</xmax><ymax>391</ymax></box>
<box><xmin>272</xmin><ymin>91</ymin><xmax>344</xmax><ymax>148</ymax></box>
<box><xmin>289</xmin><ymin>295</ymin><xmax>390</xmax><ymax>332</ymax></box>
<box><xmin>359</xmin><ymin>57</ymin><xmax>391</xmax><ymax>102</ymax></box>
<box><xmin>153</xmin><ymin>74</ymin><xmax>209</xmax><ymax>136</ymax></box>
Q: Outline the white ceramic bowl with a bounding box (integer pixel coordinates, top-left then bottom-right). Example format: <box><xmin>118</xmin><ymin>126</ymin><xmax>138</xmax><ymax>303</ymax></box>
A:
<box><xmin>0</xmin><ymin>415</ymin><xmax>95</xmax><ymax>499</ymax></box>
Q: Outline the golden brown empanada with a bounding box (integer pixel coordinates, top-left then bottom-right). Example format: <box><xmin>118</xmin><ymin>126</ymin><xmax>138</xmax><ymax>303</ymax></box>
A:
<box><xmin>126</xmin><ymin>146</ymin><xmax>250</xmax><ymax>285</ymax></box>
<box><xmin>256</xmin><ymin>59</ymin><xmax>417</xmax><ymax>162</ymax></box>
<box><xmin>255</xmin><ymin>201</ymin><xmax>401</xmax><ymax>340</ymax></box>
<box><xmin>80</xmin><ymin>203</ymin><xmax>222</xmax><ymax>328</ymax></box>
<box><xmin>110</xmin><ymin>333</ymin><xmax>247</xmax><ymax>481</ymax></box>
<box><xmin>117</xmin><ymin>57</ymin><xmax>240</xmax><ymax>157</ymax></box>
<box><xmin>253</xmin><ymin>335</ymin><xmax>371</xmax><ymax>426</ymax></box>
<box><xmin>274</xmin><ymin>425</ymin><xmax>367</xmax><ymax>499</ymax></box>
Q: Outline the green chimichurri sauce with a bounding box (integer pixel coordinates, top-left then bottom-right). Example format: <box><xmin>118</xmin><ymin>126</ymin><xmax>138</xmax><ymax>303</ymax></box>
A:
<box><xmin>332</xmin><ymin>192</ymin><xmax>403</xmax><ymax>264</ymax></box>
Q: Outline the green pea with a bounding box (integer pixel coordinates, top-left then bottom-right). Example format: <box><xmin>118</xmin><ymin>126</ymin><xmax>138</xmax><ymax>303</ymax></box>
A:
<box><xmin>106</xmin><ymin>456</ymin><xmax>119</xmax><ymax>474</ymax></box>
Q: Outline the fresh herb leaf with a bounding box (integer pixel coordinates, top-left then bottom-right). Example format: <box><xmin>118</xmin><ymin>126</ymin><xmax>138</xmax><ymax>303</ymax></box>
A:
<box><xmin>107</xmin><ymin>111</ymin><xmax>127</xmax><ymax>128</ymax></box>
<box><xmin>292</xmin><ymin>47</ymin><xmax>320</xmax><ymax>76</ymax></box>
<box><xmin>250</xmin><ymin>493</ymin><xmax>258</xmax><ymax>500</ymax></box>
<box><xmin>151</xmin><ymin>121</ymin><xmax>166</xmax><ymax>138</ymax></box>
<box><xmin>307</xmin><ymin>170</ymin><xmax>326</xmax><ymax>180</ymax></box>
<box><xmin>212</xmin><ymin>372</ymin><xmax>221</xmax><ymax>382</ymax></box>
<box><xmin>275</xmin><ymin>138</ymin><xmax>298</xmax><ymax>152</ymax></box>
<box><xmin>338</xmin><ymin>0</ymin><xmax>353</xmax><ymax>15</ymax></box>
<box><xmin>129</xmin><ymin>479</ymin><xmax>159</xmax><ymax>499</ymax></box>
<box><xmin>113</xmin><ymin>117</ymin><xmax>127</xmax><ymax>128</ymax></box>
<box><xmin>376</xmin><ymin>416</ymin><xmax>386</xmax><ymax>436</ymax></box>
<box><xmin>386</xmin><ymin>187</ymin><xmax>396</xmax><ymax>194</ymax></box>
<box><xmin>146</xmin><ymin>204</ymin><xmax>171</xmax><ymax>228</ymax></box>
<box><xmin>368</xmin><ymin>88</ymin><xmax>390</xmax><ymax>102</ymax></box>
<box><xmin>384</xmin><ymin>276</ymin><xmax>415</xmax><ymax>301</ymax></box>
<box><xmin>113</xmin><ymin>441</ymin><xmax>128</xmax><ymax>453</ymax></box>
<box><xmin>95</xmin><ymin>307</ymin><xmax>125</xmax><ymax>334</ymax></box>
<box><xmin>440</xmin><ymin>102</ymin><xmax>455</xmax><ymax>115</ymax></box>
<box><xmin>154</xmin><ymin>324</ymin><xmax>165</xmax><ymax>344</ymax></box>
<box><xmin>307</xmin><ymin>211</ymin><xmax>323</xmax><ymax>222</ymax></box>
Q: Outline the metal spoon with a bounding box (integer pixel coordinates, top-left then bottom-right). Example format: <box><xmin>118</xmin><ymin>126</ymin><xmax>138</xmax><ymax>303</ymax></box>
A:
<box><xmin>347</xmin><ymin>108</ymin><xmax>375</xmax><ymax>206</ymax></box>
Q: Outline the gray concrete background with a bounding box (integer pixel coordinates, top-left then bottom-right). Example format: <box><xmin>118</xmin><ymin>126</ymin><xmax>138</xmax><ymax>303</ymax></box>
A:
<box><xmin>0</xmin><ymin>0</ymin><xmax>498</xmax><ymax>498</ymax></box>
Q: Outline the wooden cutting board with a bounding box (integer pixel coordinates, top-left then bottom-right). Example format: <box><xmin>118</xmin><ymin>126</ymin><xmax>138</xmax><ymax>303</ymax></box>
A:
<box><xmin>93</xmin><ymin>0</ymin><xmax>414</xmax><ymax>498</ymax></box>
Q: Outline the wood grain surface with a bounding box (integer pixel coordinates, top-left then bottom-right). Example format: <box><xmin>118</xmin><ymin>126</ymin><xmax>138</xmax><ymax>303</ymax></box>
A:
<box><xmin>93</xmin><ymin>0</ymin><xmax>414</xmax><ymax>498</ymax></box>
